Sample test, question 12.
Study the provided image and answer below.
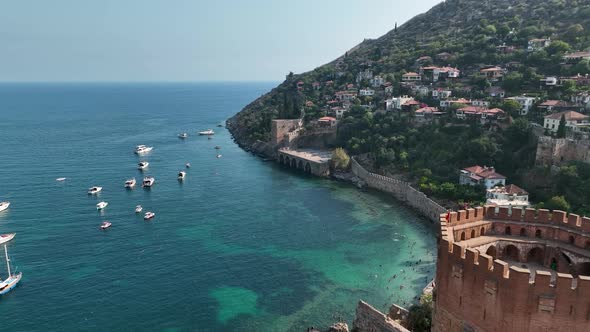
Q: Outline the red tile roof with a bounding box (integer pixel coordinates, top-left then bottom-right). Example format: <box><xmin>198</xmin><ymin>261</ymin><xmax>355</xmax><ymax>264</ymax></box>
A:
<box><xmin>504</xmin><ymin>184</ymin><xmax>528</xmax><ymax>195</ymax></box>
<box><xmin>463</xmin><ymin>166</ymin><xmax>506</xmax><ymax>180</ymax></box>
<box><xmin>318</xmin><ymin>116</ymin><xmax>337</xmax><ymax>122</ymax></box>
<box><xmin>544</xmin><ymin>111</ymin><xmax>589</xmax><ymax>121</ymax></box>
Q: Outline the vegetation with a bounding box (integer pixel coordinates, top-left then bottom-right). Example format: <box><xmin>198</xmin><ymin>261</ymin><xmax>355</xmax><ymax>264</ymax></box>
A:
<box><xmin>332</xmin><ymin>148</ymin><xmax>351</xmax><ymax>170</ymax></box>
<box><xmin>406</xmin><ymin>294</ymin><xmax>433</xmax><ymax>332</ymax></box>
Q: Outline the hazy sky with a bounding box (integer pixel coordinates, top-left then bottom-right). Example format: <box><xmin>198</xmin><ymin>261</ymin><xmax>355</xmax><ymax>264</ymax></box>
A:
<box><xmin>0</xmin><ymin>0</ymin><xmax>441</xmax><ymax>82</ymax></box>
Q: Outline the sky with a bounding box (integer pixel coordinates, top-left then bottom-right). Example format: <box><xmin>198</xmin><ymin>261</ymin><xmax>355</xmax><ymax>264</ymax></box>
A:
<box><xmin>0</xmin><ymin>0</ymin><xmax>441</xmax><ymax>82</ymax></box>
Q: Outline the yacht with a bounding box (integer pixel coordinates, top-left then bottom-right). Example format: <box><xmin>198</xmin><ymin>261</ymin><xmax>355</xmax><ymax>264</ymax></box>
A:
<box><xmin>96</xmin><ymin>201</ymin><xmax>108</xmax><ymax>210</ymax></box>
<box><xmin>100</xmin><ymin>221</ymin><xmax>112</xmax><ymax>230</ymax></box>
<box><xmin>56</xmin><ymin>177</ymin><xmax>67</xmax><ymax>182</ymax></box>
<box><xmin>0</xmin><ymin>244</ymin><xmax>22</xmax><ymax>296</ymax></box>
<box><xmin>178</xmin><ymin>132</ymin><xmax>189</xmax><ymax>139</ymax></box>
<box><xmin>135</xmin><ymin>205</ymin><xmax>143</xmax><ymax>213</ymax></box>
<box><xmin>134</xmin><ymin>145</ymin><xmax>153</xmax><ymax>154</ymax></box>
<box><xmin>142</xmin><ymin>176</ymin><xmax>155</xmax><ymax>188</ymax></box>
<box><xmin>178</xmin><ymin>171</ymin><xmax>186</xmax><ymax>180</ymax></box>
<box><xmin>185</xmin><ymin>163</ymin><xmax>191</xmax><ymax>168</ymax></box>
<box><xmin>125</xmin><ymin>178</ymin><xmax>136</xmax><ymax>188</ymax></box>
<box><xmin>199</xmin><ymin>129</ymin><xmax>214</xmax><ymax>136</ymax></box>
<box><xmin>138</xmin><ymin>161</ymin><xmax>149</xmax><ymax>170</ymax></box>
<box><xmin>0</xmin><ymin>233</ymin><xmax>15</xmax><ymax>245</ymax></box>
<box><xmin>216</xmin><ymin>154</ymin><xmax>222</xmax><ymax>159</ymax></box>
<box><xmin>144</xmin><ymin>212</ymin><xmax>155</xmax><ymax>220</ymax></box>
<box><xmin>0</xmin><ymin>202</ymin><xmax>10</xmax><ymax>212</ymax></box>
<box><xmin>87</xmin><ymin>187</ymin><xmax>102</xmax><ymax>195</ymax></box>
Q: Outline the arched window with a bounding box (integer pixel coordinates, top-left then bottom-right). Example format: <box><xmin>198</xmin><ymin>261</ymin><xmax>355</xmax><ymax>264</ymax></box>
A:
<box><xmin>535</xmin><ymin>229</ymin><xmax>542</xmax><ymax>238</ymax></box>
<box><xmin>503</xmin><ymin>245</ymin><xmax>520</xmax><ymax>261</ymax></box>
<box><xmin>520</xmin><ymin>228</ymin><xmax>526</xmax><ymax>237</ymax></box>
<box><xmin>471</xmin><ymin>230</ymin><xmax>476</xmax><ymax>238</ymax></box>
<box><xmin>505</xmin><ymin>227</ymin><xmax>511</xmax><ymax>235</ymax></box>
<box><xmin>480</xmin><ymin>227</ymin><xmax>485</xmax><ymax>236</ymax></box>
<box><xmin>569</xmin><ymin>235</ymin><xmax>575</xmax><ymax>245</ymax></box>
<box><xmin>486</xmin><ymin>246</ymin><xmax>497</xmax><ymax>259</ymax></box>
<box><xmin>460</xmin><ymin>232</ymin><xmax>466</xmax><ymax>241</ymax></box>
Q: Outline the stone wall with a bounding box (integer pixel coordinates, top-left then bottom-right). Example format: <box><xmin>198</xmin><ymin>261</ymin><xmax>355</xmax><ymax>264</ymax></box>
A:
<box><xmin>351</xmin><ymin>157</ymin><xmax>446</xmax><ymax>223</ymax></box>
<box><xmin>535</xmin><ymin>136</ymin><xmax>590</xmax><ymax>166</ymax></box>
<box><xmin>352</xmin><ymin>301</ymin><xmax>410</xmax><ymax>332</ymax></box>
<box><xmin>271</xmin><ymin>119</ymin><xmax>302</xmax><ymax>147</ymax></box>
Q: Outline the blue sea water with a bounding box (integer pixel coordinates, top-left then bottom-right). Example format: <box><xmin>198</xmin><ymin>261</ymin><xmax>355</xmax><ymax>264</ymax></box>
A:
<box><xmin>0</xmin><ymin>82</ymin><xmax>436</xmax><ymax>331</ymax></box>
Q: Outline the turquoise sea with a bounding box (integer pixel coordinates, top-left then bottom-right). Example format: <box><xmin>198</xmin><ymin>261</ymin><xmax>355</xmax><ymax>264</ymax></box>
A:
<box><xmin>0</xmin><ymin>83</ymin><xmax>436</xmax><ymax>331</ymax></box>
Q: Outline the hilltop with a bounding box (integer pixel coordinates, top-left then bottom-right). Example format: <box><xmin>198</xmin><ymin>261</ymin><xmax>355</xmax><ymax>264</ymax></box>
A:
<box><xmin>228</xmin><ymin>0</ymin><xmax>590</xmax><ymax>213</ymax></box>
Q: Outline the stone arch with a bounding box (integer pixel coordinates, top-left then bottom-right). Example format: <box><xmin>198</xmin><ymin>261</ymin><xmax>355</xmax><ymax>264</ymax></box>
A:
<box><xmin>460</xmin><ymin>232</ymin><xmax>466</xmax><ymax>241</ymax></box>
<box><xmin>535</xmin><ymin>229</ymin><xmax>542</xmax><ymax>238</ymax></box>
<box><xmin>486</xmin><ymin>246</ymin><xmax>497</xmax><ymax>259</ymax></box>
<box><xmin>568</xmin><ymin>235</ymin><xmax>575</xmax><ymax>245</ymax></box>
<box><xmin>502</xmin><ymin>245</ymin><xmax>519</xmax><ymax>262</ymax></box>
<box><xmin>297</xmin><ymin>160</ymin><xmax>303</xmax><ymax>170</ymax></box>
<box><xmin>526</xmin><ymin>247</ymin><xmax>544</xmax><ymax>265</ymax></box>
<box><xmin>480</xmin><ymin>227</ymin><xmax>485</xmax><ymax>236</ymax></box>
<box><xmin>290</xmin><ymin>158</ymin><xmax>296</xmax><ymax>168</ymax></box>
<box><xmin>505</xmin><ymin>226</ymin><xmax>511</xmax><ymax>235</ymax></box>
<box><xmin>304</xmin><ymin>162</ymin><xmax>311</xmax><ymax>174</ymax></box>
<box><xmin>520</xmin><ymin>228</ymin><xmax>526</xmax><ymax>237</ymax></box>
<box><xmin>285</xmin><ymin>156</ymin><xmax>290</xmax><ymax>167</ymax></box>
<box><xmin>279</xmin><ymin>154</ymin><xmax>284</xmax><ymax>164</ymax></box>
<box><xmin>471</xmin><ymin>229</ymin><xmax>476</xmax><ymax>239</ymax></box>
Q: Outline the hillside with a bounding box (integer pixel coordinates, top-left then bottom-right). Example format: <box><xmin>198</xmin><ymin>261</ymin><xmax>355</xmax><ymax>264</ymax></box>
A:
<box><xmin>228</xmin><ymin>0</ymin><xmax>590</xmax><ymax>213</ymax></box>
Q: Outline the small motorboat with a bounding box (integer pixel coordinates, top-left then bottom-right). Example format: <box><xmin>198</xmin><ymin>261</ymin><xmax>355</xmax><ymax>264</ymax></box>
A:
<box><xmin>0</xmin><ymin>202</ymin><xmax>10</xmax><ymax>212</ymax></box>
<box><xmin>214</xmin><ymin>146</ymin><xmax>221</xmax><ymax>150</ymax></box>
<box><xmin>96</xmin><ymin>201</ymin><xmax>108</xmax><ymax>210</ymax></box>
<box><xmin>87</xmin><ymin>187</ymin><xmax>102</xmax><ymax>195</ymax></box>
<box><xmin>135</xmin><ymin>145</ymin><xmax>153</xmax><ymax>154</ymax></box>
<box><xmin>56</xmin><ymin>177</ymin><xmax>67</xmax><ymax>182</ymax></box>
<box><xmin>216</xmin><ymin>154</ymin><xmax>222</xmax><ymax>158</ymax></box>
<box><xmin>185</xmin><ymin>163</ymin><xmax>191</xmax><ymax>168</ymax></box>
<box><xmin>178</xmin><ymin>133</ymin><xmax>189</xmax><ymax>139</ymax></box>
<box><xmin>0</xmin><ymin>233</ymin><xmax>15</xmax><ymax>245</ymax></box>
<box><xmin>100</xmin><ymin>221</ymin><xmax>112</xmax><ymax>230</ymax></box>
<box><xmin>135</xmin><ymin>205</ymin><xmax>143</xmax><ymax>213</ymax></box>
<box><xmin>138</xmin><ymin>161</ymin><xmax>149</xmax><ymax>170</ymax></box>
<box><xmin>142</xmin><ymin>176</ymin><xmax>155</xmax><ymax>188</ymax></box>
<box><xmin>217</xmin><ymin>124</ymin><xmax>224</xmax><ymax>127</ymax></box>
<box><xmin>125</xmin><ymin>178</ymin><xmax>136</xmax><ymax>188</ymax></box>
<box><xmin>199</xmin><ymin>129</ymin><xmax>214</xmax><ymax>136</ymax></box>
<box><xmin>144</xmin><ymin>212</ymin><xmax>155</xmax><ymax>220</ymax></box>
<box><xmin>178</xmin><ymin>171</ymin><xmax>186</xmax><ymax>180</ymax></box>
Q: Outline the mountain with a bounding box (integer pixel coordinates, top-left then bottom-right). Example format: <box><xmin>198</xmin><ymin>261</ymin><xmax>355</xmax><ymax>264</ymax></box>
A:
<box><xmin>227</xmin><ymin>0</ymin><xmax>590</xmax><ymax>213</ymax></box>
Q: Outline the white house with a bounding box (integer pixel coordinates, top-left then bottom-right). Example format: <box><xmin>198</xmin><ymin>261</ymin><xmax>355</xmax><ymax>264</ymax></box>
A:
<box><xmin>370</xmin><ymin>76</ymin><xmax>385</xmax><ymax>87</ymax></box>
<box><xmin>527</xmin><ymin>38</ymin><xmax>551</xmax><ymax>52</ymax></box>
<box><xmin>432</xmin><ymin>89</ymin><xmax>452</xmax><ymax>100</ymax></box>
<box><xmin>471</xmin><ymin>100</ymin><xmax>490</xmax><ymax>108</ymax></box>
<box><xmin>402</xmin><ymin>72</ymin><xmax>422</xmax><ymax>82</ymax></box>
<box><xmin>540</xmin><ymin>77</ymin><xmax>558</xmax><ymax>86</ymax></box>
<box><xmin>459</xmin><ymin>165</ymin><xmax>506</xmax><ymax>189</ymax></box>
<box><xmin>486</xmin><ymin>184</ymin><xmax>530</xmax><ymax>208</ymax></box>
<box><xmin>359</xmin><ymin>89</ymin><xmax>375</xmax><ymax>96</ymax></box>
<box><xmin>506</xmin><ymin>96</ymin><xmax>536</xmax><ymax>116</ymax></box>
<box><xmin>543</xmin><ymin>111</ymin><xmax>590</xmax><ymax>132</ymax></box>
<box><xmin>356</xmin><ymin>70</ymin><xmax>374</xmax><ymax>83</ymax></box>
<box><xmin>385</xmin><ymin>96</ymin><xmax>414</xmax><ymax>111</ymax></box>
<box><xmin>572</xmin><ymin>92</ymin><xmax>590</xmax><ymax>108</ymax></box>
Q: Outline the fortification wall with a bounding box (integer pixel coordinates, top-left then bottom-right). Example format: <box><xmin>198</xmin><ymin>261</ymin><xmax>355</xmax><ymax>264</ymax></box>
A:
<box><xmin>434</xmin><ymin>208</ymin><xmax>590</xmax><ymax>332</ymax></box>
<box><xmin>536</xmin><ymin>136</ymin><xmax>590</xmax><ymax>167</ymax></box>
<box><xmin>352</xmin><ymin>301</ymin><xmax>410</xmax><ymax>332</ymax></box>
<box><xmin>271</xmin><ymin>119</ymin><xmax>302</xmax><ymax>147</ymax></box>
<box><xmin>350</xmin><ymin>157</ymin><xmax>445</xmax><ymax>223</ymax></box>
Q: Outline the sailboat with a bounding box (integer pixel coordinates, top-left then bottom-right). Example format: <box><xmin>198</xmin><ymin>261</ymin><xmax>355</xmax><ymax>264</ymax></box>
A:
<box><xmin>0</xmin><ymin>238</ymin><xmax>22</xmax><ymax>295</ymax></box>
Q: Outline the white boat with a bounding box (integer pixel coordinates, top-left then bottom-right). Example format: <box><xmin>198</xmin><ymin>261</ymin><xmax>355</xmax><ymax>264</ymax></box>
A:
<box><xmin>0</xmin><ymin>243</ymin><xmax>22</xmax><ymax>295</ymax></box>
<box><xmin>178</xmin><ymin>133</ymin><xmax>189</xmax><ymax>139</ymax></box>
<box><xmin>134</xmin><ymin>145</ymin><xmax>153</xmax><ymax>154</ymax></box>
<box><xmin>178</xmin><ymin>171</ymin><xmax>186</xmax><ymax>180</ymax></box>
<box><xmin>216</xmin><ymin>154</ymin><xmax>222</xmax><ymax>159</ymax></box>
<box><xmin>0</xmin><ymin>202</ymin><xmax>10</xmax><ymax>212</ymax></box>
<box><xmin>199</xmin><ymin>129</ymin><xmax>214</xmax><ymax>136</ymax></box>
<box><xmin>142</xmin><ymin>176</ymin><xmax>155</xmax><ymax>187</ymax></box>
<box><xmin>56</xmin><ymin>177</ymin><xmax>66</xmax><ymax>182</ymax></box>
<box><xmin>144</xmin><ymin>212</ymin><xmax>155</xmax><ymax>220</ymax></box>
<box><xmin>100</xmin><ymin>221</ymin><xmax>112</xmax><ymax>230</ymax></box>
<box><xmin>96</xmin><ymin>201</ymin><xmax>108</xmax><ymax>210</ymax></box>
<box><xmin>138</xmin><ymin>161</ymin><xmax>149</xmax><ymax>170</ymax></box>
<box><xmin>87</xmin><ymin>187</ymin><xmax>102</xmax><ymax>195</ymax></box>
<box><xmin>0</xmin><ymin>233</ymin><xmax>15</xmax><ymax>245</ymax></box>
<box><xmin>185</xmin><ymin>163</ymin><xmax>191</xmax><ymax>168</ymax></box>
<box><xmin>125</xmin><ymin>178</ymin><xmax>136</xmax><ymax>188</ymax></box>
<box><xmin>135</xmin><ymin>205</ymin><xmax>143</xmax><ymax>213</ymax></box>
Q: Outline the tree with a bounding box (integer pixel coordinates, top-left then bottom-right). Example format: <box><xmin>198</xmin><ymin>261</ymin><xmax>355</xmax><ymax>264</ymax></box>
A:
<box><xmin>546</xmin><ymin>196</ymin><xmax>571</xmax><ymax>211</ymax></box>
<box><xmin>556</xmin><ymin>114</ymin><xmax>567</xmax><ymax>138</ymax></box>
<box><xmin>545</xmin><ymin>40</ymin><xmax>571</xmax><ymax>56</ymax></box>
<box><xmin>332</xmin><ymin>148</ymin><xmax>351</xmax><ymax>170</ymax></box>
<box><xmin>564</xmin><ymin>24</ymin><xmax>584</xmax><ymax>43</ymax></box>
<box><xmin>502</xmin><ymin>73</ymin><xmax>524</xmax><ymax>93</ymax></box>
<box><xmin>501</xmin><ymin>99</ymin><xmax>522</xmax><ymax>118</ymax></box>
<box><xmin>407</xmin><ymin>294</ymin><xmax>433</xmax><ymax>332</ymax></box>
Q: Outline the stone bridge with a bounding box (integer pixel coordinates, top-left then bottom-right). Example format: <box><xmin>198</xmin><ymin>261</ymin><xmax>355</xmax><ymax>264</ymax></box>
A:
<box><xmin>277</xmin><ymin>148</ymin><xmax>331</xmax><ymax>177</ymax></box>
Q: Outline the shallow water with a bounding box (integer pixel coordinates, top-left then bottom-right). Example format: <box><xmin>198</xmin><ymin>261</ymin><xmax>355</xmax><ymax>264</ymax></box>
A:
<box><xmin>0</xmin><ymin>82</ymin><xmax>436</xmax><ymax>331</ymax></box>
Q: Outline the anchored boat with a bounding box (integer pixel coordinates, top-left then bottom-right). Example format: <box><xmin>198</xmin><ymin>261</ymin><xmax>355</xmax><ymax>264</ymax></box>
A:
<box><xmin>0</xmin><ymin>237</ymin><xmax>22</xmax><ymax>296</ymax></box>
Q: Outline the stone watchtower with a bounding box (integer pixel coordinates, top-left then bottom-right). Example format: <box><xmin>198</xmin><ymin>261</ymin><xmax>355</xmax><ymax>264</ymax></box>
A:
<box><xmin>433</xmin><ymin>206</ymin><xmax>590</xmax><ymax>332</ymax></box>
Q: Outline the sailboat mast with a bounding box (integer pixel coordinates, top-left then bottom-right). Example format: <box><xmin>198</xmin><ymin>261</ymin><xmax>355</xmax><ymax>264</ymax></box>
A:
<box><xmin>4</xmin><ymin>245</ymin><xmax>11</xmax><ymax>277</ymax></box>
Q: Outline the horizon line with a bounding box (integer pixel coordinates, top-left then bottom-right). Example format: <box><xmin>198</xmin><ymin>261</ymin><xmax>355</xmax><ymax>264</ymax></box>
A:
<box><xmin>0</xmin><ymin>80</ymin><xmax>282</xmax><ymax>84</ymax></box>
